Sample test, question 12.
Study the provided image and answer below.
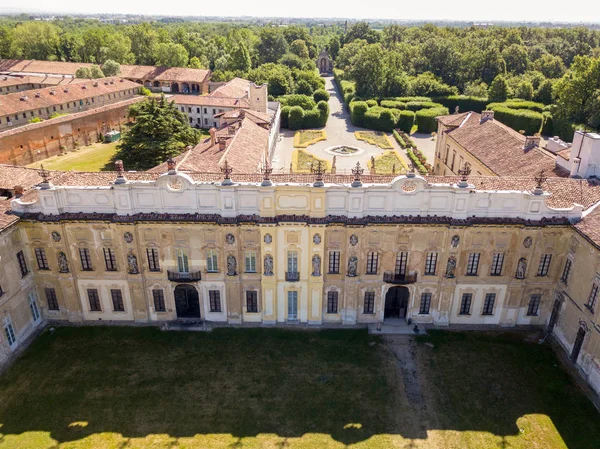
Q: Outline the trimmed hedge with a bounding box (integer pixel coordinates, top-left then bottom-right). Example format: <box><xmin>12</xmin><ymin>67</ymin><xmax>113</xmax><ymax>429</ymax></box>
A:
<box><xmin>364</xmin><ymin>107</ymin><xmax>397</xmax><ymax>132</ymax></box>
<box><xmin>366</xmin><ymin>99</ymin><xmax>378</xmax><ymax>107</ymax></box>
<box><xmin>280</xmin><ymin>105</ymin><xmax>291</xmax><ymax>128</ymax></box>
<box><xmin>405</xmin><ymin>101</ymin><xmax>444</xmax><ymax>112</ymax></box>
<box><xmin>407</xmin><ymin>149</ymin><xmax>428</xmax><ymax>174</ymax></box>
<box><xmin>397</xmin><ymin>110</ymin><xmax>415</xmax><ymax>133</ymax></box>
<box><xmin>436</xmin><ymin>95</ymin><xmax>488</xmax><ymax>113</ymax></box>
<box><xmin>313</xmin><ymin>89</ymin><xmax>330</xmax><ymax>103</ymax></box>
<box><xmin>488</xmin><ymin>105</ymin><xmax>543</xmax><ymax>135</ymax></box>
<box><xmin>393</xmin><ymin>96</ymin><xmax>432</xmax><ymax>102</ymax></box>
<box><xmin>486</xmin><ymin>100</ymin><xmax>545</xmax><ymax>113</ymax></box>
<box><xmin>278</xmin><ymin>94</ymin><xmax>316</xmax><ymax>110</ymax></box>
<box><xmin>288</xmin><ymin>106</ymin><xmax>305</xmax><ymax>130</ymax></box>
<box><xmin>415</xmin><ymin>107</ymin><xmax>449</xmax><ymax>133</ymax></box>
<box><xmin>350</xmin><ymin>101</ymin><xmax>369</xmax><ymax>127</ymax></box>
<box><xmin>542</xmin><ymin>112</ymin><xmax>553</xmax><ymax>136</ymax></box>
<box><xmin>283</xmin><ymin>101</ymin><xmax>329</xmax><ymax>130</ymax></box>
<box><xmin>393</xmin><ymin>130</ymin><xmax>407</xmax><ymax>148</ymax></box>
<box><xmin>380</xmin><ymin>100</ymin><xmax>406</xmax><ymax>110</ymax></box>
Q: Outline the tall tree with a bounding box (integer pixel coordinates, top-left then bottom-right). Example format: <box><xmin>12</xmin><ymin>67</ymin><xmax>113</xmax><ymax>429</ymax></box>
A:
<box><xmin>257</xmin><ymin>28</ymin><xmax>288</xmax><ymax>64</ymax></box>
<box><xmin>350</xmin><ymin>43</ymin><xmax>385</xmax><ymax>99</ymax></box>
<box><xmin>11</xmin><ymin>22</ymin><xmax>60</xmax><ymax>60</ymax></box>
<box><xmin>101</xmin><ymin>60</ymin><xmax>121</xmax><ymax>77</ymax></box>
<box><xmin>230</xmin><ymin>42</ymin><xmax>252</xmax><ymax>72</ymax></box>
<box><xmin>155</xmin><ymin>43</ymin><xmax>189</xmax><ymax>67</ymax></box>
<box><xmin>488</xmin><ymin>75</ymin><xmax>510</xmax><ymax>102</ymax></box>
<box><xmin>116</xmin><ymin>96</ymin><xmax>201</xmax><ymax>170</ymax></box>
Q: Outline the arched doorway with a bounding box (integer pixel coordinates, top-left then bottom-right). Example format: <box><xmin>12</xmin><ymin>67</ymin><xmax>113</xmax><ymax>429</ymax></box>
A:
<box><xmin>384</xmin><ymin>286</ymin><xmax>409</xmax><ymax>320</ymax></box>
<box><xmin>171</xmin><ymin>82</ymin><xmax>179</xmax><ymax>93</ymax></box>
<box><xmin>174</xmin><ymin>284</ymin><xmax>200</xmax><ymax>318</ymax></box>
<box><xmin>320</xmin><ymin>58</ymin><xmax>327</xmax><ymax>73</ymax></box>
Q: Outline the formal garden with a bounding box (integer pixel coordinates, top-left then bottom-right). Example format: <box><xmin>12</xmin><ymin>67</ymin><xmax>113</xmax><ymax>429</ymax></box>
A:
<box><xmin>0</xmin><ymin>327</ymin><xmax>598</xmax><ymax>449</ymax></box>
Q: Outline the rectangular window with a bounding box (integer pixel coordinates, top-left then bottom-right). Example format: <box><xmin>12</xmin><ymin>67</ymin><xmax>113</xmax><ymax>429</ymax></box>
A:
<box><xmin>16</xmin><ymin>251</ymin><xmax>29</xmax><ymax>277</ymax></box>
<box><xmin>29</xmin><ymin>293</ymin><xmax>40</xmax><ymax>322</ymax></box>
<box><xmin>366</xmin><ymin>252</ymin><xmax>379</xmax><ymax>274</ymax></box>
<box><xmin>425</xmin><ymin>252</ymin><xmax>437</xmax><ymax>276</ymax></box>
<box><xmin>395</xmin><ymin>251</ymin><xmax>408</xmax><ymax>276</ymax></box>
<box><xmin>527</xmin><ymin>294</ymin><xmax>541</xmax><ymax>316</ymax></box>
<box><xmin>287</xmin><ymin>290</ymin><xmax>298</xmax><ymax>320</ymax></box>
<box><xmin>111</xmin><ymin>289</ymin><xmax>124</xmax><ymax>312</ymax></box>
<box><xmin>419</xmin><ymin>293</ymin><xmax>432</xmax><ymax>314</ymax></box>
<box><xmin>466</xmin><ymin>253</ymin><xmax>480</xmax><ymax>276</ymax></box>
<box><xmin>561</xmin><ymin>259</ymin><xmax>572</xmax><ymax>285</ymax></box>
<box><xmin>363</xmin><ymin>292</ymin><xmax>375</xmax><ymax>314</ymax></box>
<box><xmin>45</xmin><ymin>288</ymin><xmax>59</xmax><ymax>310</ymax></box>
<box><xmin>206</xmin><ymin>249</ymin><xmax>217</xmax><ymax>273</ymax></box>
<box><xmin>287</xmin><ymin>251</ymin><xmax>298</xmax><ymax>273</ymax></box>
<box><xmin>4</xmin><ymin>317</ymin><xmax>16</xmax><ymax>347</ymax></box>
<box><xmin>197</xmin><ymin>107</ymin><xmax>200</xmax><ymax>113</ymax></box>
<box><xmin>103</xmin><ymin>248</ymin><xmax>117</xmax><ymax>271</ymax></box>
<box><xmin>450</xmin><ymin>151</ymin><xmax>456</xmax><ymax>171</ymax></box>
<box><xmin>35</xmin><ymin>248</ymin><xmax>49</xmax><ymax>270</ymax></box>
<box><xmin>79</xmin><ymin>248</ymin><xmax>93</xmax><ymax>271</ymax></box>
<box><xmin>327</xmin><ymin>291</ymin><xmax>339</xmax><ymax>314</ymax></box>
<box><xmin>482</xmin><ymin>293</ymin><xmax>496</xmax><ymax>315</ymax></box>
<box><xmin>204</xmin><ymin>108</ymin><xmax>207</xmax><ymax>113</ymax></box>
<box><xmin>459</xmin><ymin>293</ymin><xmax>472</xmax><ymax>315</ymax></box>
<box><xmin>209</xmin><ymin>290</ymin><xmax>221</xmax><ymax>312</ymax></box>
<box><xmin>537</xmin><ymin>254</ymin><xmax>552</xmax><ymax>276</ymax></box>
<box><xmin>246</xmin><ymin>291</ymin><xmax>258</xmax><ymax>313</ymax></box>
<box><xmin>328</xmin><ymin>251</ymin><xmax>340</xmax><ymax>274</ymax></box>
<box><xmin>586</xmin><ymin>284</ymin><xmax>598</xmax><ymax>313</ymax></box>
<box><xmin>87</xmin><ymin>289</ymin><xmax>101</xmax><ymax>311</ymax></box>
<box><xmin>152</xmin><ymin>289</ymin><xmax>166</xmax><ymax>312</ymax></box>
<box><xmin>490</xmin><ymin>253</ymin><xmax>504</xmax><ymax>276</ymax></box>
<box><xmin>177</xmin><ymin>249</ymin><xmax>190</xmax><ymax>273</ymax></box>
<box><xmin>146</xmin><ymin>248</ymin><xmax>160</xmax><ymax>272</ymax></box>
<box><xmin>245</xmin><ymin>251</ymin><xmax>257</xmax><ymax>273</ymax></box>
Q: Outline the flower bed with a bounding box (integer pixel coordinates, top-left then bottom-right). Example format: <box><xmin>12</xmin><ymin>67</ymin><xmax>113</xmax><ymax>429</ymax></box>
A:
<box><xmin>291</xmin><ymin>149</ymin><xmax>332</xmax><ymax>173</ymax></box>
<box><xmin>367</xmin><ymin>150</ymin><xmax>407</xmax><ymax>175</ymax></box>
<box><xmin>354</xmin><ymin>131</ymin><xmax>393</xmax><ymax>149</ymax></box>
<box><xmin>293</xmin><ymin>130</ymin><xmax>327</xmax><ymax>148</ymax></box>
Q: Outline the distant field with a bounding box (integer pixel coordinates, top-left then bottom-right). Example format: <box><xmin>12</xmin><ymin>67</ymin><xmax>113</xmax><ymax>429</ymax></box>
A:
<box><xmin>0</xmin><ymin>327</ymin><xmax>597</xmax><ymax>449</ymax></box>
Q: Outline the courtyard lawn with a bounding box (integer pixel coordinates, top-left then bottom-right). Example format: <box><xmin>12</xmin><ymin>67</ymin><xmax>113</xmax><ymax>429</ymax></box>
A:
<box><xmin>292</xmin><ymin>149</ymin><xmax>331</xmax><ymax>173</ymax></box>
<box><xmin>0</xmin><ymin>327</ymin><xmax>598</xmax><ymax>449</ymax></box>
<box><xmin>354</xmin><ymin>131</ymin><xmax>393</xmax><ymax>149</ymax></box>
<box><xmin>368</xmin><ymin>150</ymin><xmax>408</xmax><ymax>175</ymax></box>
<box><xmin>293</xmin><ymin>130</ymin><xmax>327</xmax><ymax>148</ymax></box>
<box><xmin>27</xmin><ymin>140</ymin><xmax>120</xmax><ymax>172</ymax></box>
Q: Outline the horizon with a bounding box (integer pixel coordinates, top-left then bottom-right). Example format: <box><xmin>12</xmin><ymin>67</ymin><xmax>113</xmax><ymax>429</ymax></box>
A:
<box><xmin>0</xmin><ymin>0</ymin><xmax>599</xmax><ymax>25</ymax></box>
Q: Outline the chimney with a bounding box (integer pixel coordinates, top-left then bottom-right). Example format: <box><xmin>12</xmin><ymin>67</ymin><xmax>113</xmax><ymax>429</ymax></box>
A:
<box><xmin>219</xmin><ymin>138</ymin><xmax>227</xmax><ymax>151</ymax></box>
<box><xmin>13</xmin><ymin>185</ymin><xmax>24</xmax><ymax>198</ymax></box>
<box><xmin>34</xmin><ymin>92</ymin><xmax>41</xmax><ymax>98</ymax></box>
<box><xmin>524</xmin><ymin>135</ymin><xmax>541</xmax><ymax>150</ymax></box>
<box><xmin>209</xmin><ymin>127</ymin><xmax>217</xmax><ymax>146</ymax></box>
<box><xmin>228</xmin><ymin>126</ymin><xmax>236</xmax><ymax>135</ymax></box>
<box><xmin>480</xmin><ymin>110</ymin><xmax>494</xmax><ymax>123</ymax></box>
<box><xmin>20</xmin><ymin>95</ymin><xmax>28</xmax><ymax>101</ymax></box>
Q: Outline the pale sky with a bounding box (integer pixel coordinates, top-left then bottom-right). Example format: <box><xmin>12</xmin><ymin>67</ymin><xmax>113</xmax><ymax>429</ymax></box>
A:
<box><xmin>0</xmin><ymin>0</ymin><xmax>596</xmax><ymax>23</ymax></box>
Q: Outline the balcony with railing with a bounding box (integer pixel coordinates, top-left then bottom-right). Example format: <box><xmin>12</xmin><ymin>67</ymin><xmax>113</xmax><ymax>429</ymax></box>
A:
<box><xmin>383</xmin><ymin>271</ymin><xmax>417</xmax><ymax>284</ymax></box>
<box><xmin>168</xmin><ymin>270</ymin><xmax>202</xmax><ymax>282</ymax></box>
<box><xmin>285</xmin><ymin>272</ymin><xmax>300</xmax><ymax>282</ymax></box>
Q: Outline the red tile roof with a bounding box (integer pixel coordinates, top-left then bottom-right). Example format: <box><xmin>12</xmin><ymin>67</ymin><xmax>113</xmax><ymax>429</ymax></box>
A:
<box><xmin>443</xmin><ymin>112</ymin><xmax>568</xmax><ymax>178</ymax></box>
<box><xmin>169</xmin><ymin>94</ymin><xmax>250</xmax><ymax>108</ymax></box>
<box><xmin>0</xmin><ymin>77</ymin><xmax>139</xmax><ymax>117</ymax></box>
<box><xmin>575</xmin><ymin>206</ymin><xmax>600</xmax><ymax>248</ymax></box>
<box><xmin>210</xmin><ymin>77</ymin><xmax>251</xmax><ymax>99</ymax></box>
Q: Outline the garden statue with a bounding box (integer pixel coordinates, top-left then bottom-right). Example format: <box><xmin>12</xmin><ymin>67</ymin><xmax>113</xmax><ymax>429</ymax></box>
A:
<box><xmin>226</xmin><ymin>233</ymin><xmax>235</xmax><ymax>244</ymax></box>
<box><xmin>312</xmin><ymin>255</ymin><xmax>321</xmax><ymax>276</ymax></box>
<box><xmin>348</xmin><ymin>256</ymin><xmax>358</xmax><ymax>277</ymax></box>
<box><xmin>264</xmin><ymin>254</ymin><xmax>273</xmax><ymax>275</ymax></box>
<box><xmin>516</xmin><ymin>258</ymin><xmax>527</xmax><ymax>279</ymax></box>
<box><xmin>127</xmin><ymin>250</ymin><xmax>139</xmax><ymax>274</ymax></box>
<box><xmin>445</xmin><ymin>256</ymin><xmax>456</xmax><ymax>278</ymax></box>
<box><xmin>58</xmin><ymin>252</ymin><xmax>69</xmax><ymax>273</ymax></box>
<box><xmin>350</xmin><ymin>234</ymin><xmax>358</xmax><ymax>246</ymax></box>
<box><xmin>264</xmin><ymin>233</ymin><xmax>272</xmax><ymax>244</ymax></box>
<box><xmin>313</xmin><ymin>234</ymin><xmax>321</xmax><ymax>245</ymax></box>
<box><xmin>227</xmin><ymin>255</ymin><xmax>237</xmax><ymax>276</ymax></box>
<box><xmin>451</xmin><ymin>235</ymin><xmax>460</xmax><ymax>248</ymax></box>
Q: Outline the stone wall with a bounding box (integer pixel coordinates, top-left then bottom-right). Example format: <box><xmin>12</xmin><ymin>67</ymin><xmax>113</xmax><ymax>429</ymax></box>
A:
<box><xmin>0</xmin><ymin>97</ymin><xmax>144</xmax><ymax>166</ymax></box>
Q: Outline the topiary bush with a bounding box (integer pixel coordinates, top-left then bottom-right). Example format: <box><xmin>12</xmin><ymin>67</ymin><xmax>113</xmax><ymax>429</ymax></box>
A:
<box><xmin>313</xmin><ymin>89</ymin><xmax>330</xmax><ymax>103</ymax></box>
<box><xmin>366</xmin><ymin>99</ymin><xmax>378</xmax><ymax>108</ymax></box>
<box><xmin>350</xmin><ymin>101</ymin><xmax>369</xmax><ymax>127</ymax></box>
<box><xmin>542</xmin><ymin>112</ymin><xmax>553</xmax><ymax>136</ymax></box>
<box><xmin>405</xmin><ymin>101</ymin><xmax>444</xmax><ymax>112</ymax></box>
<box><xmin>278</xmin><ymin>94</ymin><xmax>316</xmax><ymax>111</ymax></box>
<box><xmin>280</xmin><ymin>105</ymin><xmax>291</xmax><ymax>128</ymax></box>
<box><xmin>380</xmin><ymin>100</ymin><xmax>406</xmax><ymax>110</ymax></box>
<box><xmin>488</xmin><ymin>106</ymin><xmax>544</xmax><ymax>135</ymax></box>
<box><xmin>396</xmin><ymin>110</ymin><xmax>415</xmax><ymax>133</ymax></box>
<box><xmin>436</xmin><ymin>95</ymin><xmax>488</xmax><ymax>113</ymax></box>
<box><xmin>415</xmin><ymin>107</ymin><xmax>449</xmax><ymax>133</ymax></box>
<box><xmin>363</xmin><ymin>107</ymin><xmax>400</xmax><ymax>132</ymax></box>
<box><xmin>393</xmin><ymin>130</ymin><xmax>407</xmax><ymax>148</ymax></box>
<box><xmin>288</xmin><ymin>106</ymin><xmax>305</xmax><ymax>130</ymax></box>
<box><xmin>394</xmin><ymin>96</ymin><xmax>432</xmax><ymax>102</ymax></box>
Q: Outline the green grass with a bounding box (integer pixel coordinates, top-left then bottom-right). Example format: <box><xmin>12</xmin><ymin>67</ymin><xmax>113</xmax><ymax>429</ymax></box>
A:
<box><xmin>27</xmin><ymin>141</ymin><xmax>120</xmax><ymax>172</ymax></box>
<box><xmin>368</xmin><ymin>150</ymin><xmax>407</xmax><ymax>174</ymax></box>
<box><xmin>292</xmin><ymin>149</ymin><xmax>331</xmax><ymax>173</ymax></box>
<box><xmin>0</xmin><ymin>327</ymin><xmax>597</xmax><ymax>449</ymax></box>
<box><xmin>354</xmin><ymin>131</ymin><xmax>393</xmax><ymax>149</ymax></box>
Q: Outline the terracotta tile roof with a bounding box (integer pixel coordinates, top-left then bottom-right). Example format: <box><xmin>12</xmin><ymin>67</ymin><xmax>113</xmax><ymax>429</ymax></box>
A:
<box><xmin>437</xmin><ymin>112</ymin><xmax>471</xmax><ymax>127</ymax></box>
<box><xmin>0</xmin><ymin>74</ymin><xmax>77</xmax><ymax>89</ymax></box>
<box><xmin>557</xmin><ymin>148</ymin><xmax>571</xmax><ymax>161</ymax></box>
<box><xmin>443</xmin><ymin>112</ymin><xmax>568</xmax><ymax>178</ymax></box>
<box><xmin>0</xmin><ymin>165</ymin><xmax>54</xmax><ymax>190</ymax></box>
<box><xmin>0</xmin><ymin>96</ymin><xmax>144</xmax><ymax>139</ymax></box>
<box><xmin>0</xmin><ymin>77</ymin><xmax>139</xmax><ymax>117</ymax></box>
<box><xmin>0</xmin><ymin>199</ymin><xmax>19</xmax><ymax>232</ymax></box>
<box><xmin>210</xmin><ymin>77</ymin><xmax>251</xmax><ymax>99</ymax></box>
<box><xmin>575</xmin><ymin>206</ymin><xmax>600</xmax><ymax>248</ymax></box>
<box><xmin>170</xmin><ymin>94</ymin><xmax>250</xmax><ymax>108</ymax></box>
<box><xmin>0</xmin><ymin>59</ymin><xmax>210</xmax><ymax>84</ymax></box>
<box><xmin>119</xmin><ymin>65</ymin><xmax>210</xmax><ymax>84</ymax></box>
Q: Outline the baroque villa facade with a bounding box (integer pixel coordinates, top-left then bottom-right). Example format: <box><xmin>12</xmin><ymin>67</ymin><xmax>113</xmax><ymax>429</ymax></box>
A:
<box><xmin>1</xmin><ymin>165</ymin><xmax>600</xmax><ymax>395</ymax></box>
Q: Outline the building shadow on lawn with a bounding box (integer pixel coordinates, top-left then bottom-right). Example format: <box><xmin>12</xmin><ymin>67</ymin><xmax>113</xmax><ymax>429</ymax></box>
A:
<box><xmin>0</xmin><ymin>327</ymin><xmax>597</xmax><ymax>448</ymax></box>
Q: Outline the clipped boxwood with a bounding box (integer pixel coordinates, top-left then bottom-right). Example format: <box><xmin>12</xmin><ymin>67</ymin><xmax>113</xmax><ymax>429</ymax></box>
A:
<box><xmin>366</xmin><ymin>99</ymin><xmax>378</xmax><ymax>107</ymax></box>
<box><xmin>396</xmin><ymin>110</ymin><xmax>415</xmax><ymax>133</ymax></box>
<box><xmin>280</xmin><ymin>105</ymin><xmax>291</xmax><ymax>129</ymax></box>
<box><xmin>415</xmin><ymin>107</ymin><xmax>449</xmax><ymax>133</ymax></box>
<box><xmin>393</xmin><ymin>130</ymin><xmax>407</xmax><ymax>148</ymax></box>
<box><xmin>278</xmin><ymin>94</ymin><xmax>316</xmax><ymax>111</ymax></box>
<box><xmin>541</xmin><ymin>111</ymin><xmax>553</xmax><ymax>136</ymax></box>
<box><xmin>437</xmin><ymin>95</ymin><xmax>488</xmax><ymax>113</ymax></box>
<box><xmin>405</xmin><ymin>101</ymin><xmax>444</xmax><ymax>112</ymax></box>
<box><xmin>313</xmin><ymin>89</ymin><xmax>330</xmax><ymax>103</ymax></box>
<box><xmin>380</xmin><ymin>100</ymin><xmax>406</xmax><ymax>110</ymax></box>
<box><xmin>288</xmin><ymin>106</ymin><xmax>305</xmax><ymax>131</ymax></box>
<box><xmin>488</xmin><ymin>106</ymin><xmax>543</xmax><ymax>135</ymax></box>
<box><xmin>394</xmin><ymin>96</ymin><xmax>432</xmax><ymax>102</ymax></box>
<box><xmin>486</xmin><ymin>100</ymin><xmax>545</xmax><ymax>113</ymax></box>
<box><xmin>350</xmin><ymin>101</ymin><xmax>369</xmax><ymax>127</ymax></box>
